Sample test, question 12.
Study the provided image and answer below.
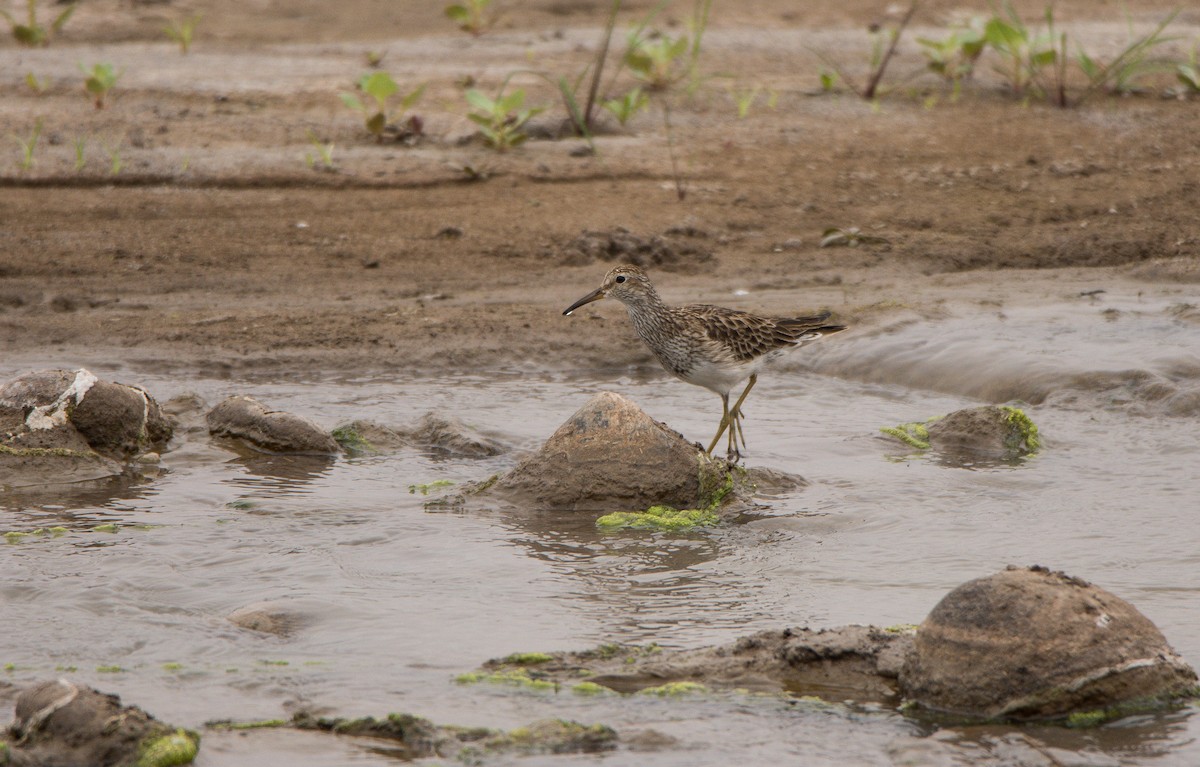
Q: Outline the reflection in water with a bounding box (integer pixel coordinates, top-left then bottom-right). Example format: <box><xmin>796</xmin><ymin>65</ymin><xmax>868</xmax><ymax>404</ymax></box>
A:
<box><xmin>495</xmin><ymin>508</ymin><xmax>795</xmax><ymax>646</ymax></box>
<box><xmin>0</xmin><ymin>472</ymin><xmax>157</xmax><ymax>514</ymax></box>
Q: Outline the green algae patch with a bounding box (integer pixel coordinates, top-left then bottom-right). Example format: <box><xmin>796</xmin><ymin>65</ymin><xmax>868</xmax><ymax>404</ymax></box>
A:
<box><xmin>455</xmin><ymin>669</ymin><xmax>557</xmax><ymax>691</ymax></box>
<box><xmin>162</xmin><ymin>662</ymin><xmax>184</xmax><ymax>672</ymax></box>
<box><xmin>880</xmin><ymin>421</ymin><xmax>933</xmax><ymax>450</ymax></box>
<box><xmin>571</xmin><ymin>681</ymin><xmax>612</xmax><ymax>696</ymax></box>
<box><xmin>137</xmin><ymin>729</ymin><xmax>199</xmax><ymax>767</ymax></box>
<box><xmin>408</xmin><ymin>479</ymin><xmax>455</xmax><ymax>495</ymax></box>
<box><xmin>91</xmin><ymin>523</ymin><xmax>120</xmax><ymax>533</ymax></box>
<box><xmin>331</xmin><ymin>424</ymin><xmax>374</xmax><ymax>454</ymax></box>
<box><xmin>884</xmin><ymin>624</ymin><xmax>919</xmax><ymax>635</ymax></box>
<box><xmin>0</xmin><ymin>444</ymin><xmax>98</xmax><ymax>459</ymax></box>
<box><xmin>1001</xmin><ymin>406</ymin><xmax>1041</xmax><ymax>452</ymax></box>
<box><xmin>500</xmin><ymin>720</ymin><xmax>617</xmax><ymax>754</ymax></box>
<box><xmin>638</xmin><ymin>681</ymin><xmax>707</xmax><ymax>697</ymax></box>
<box><xmin>597</xmin><ymin>505</ymin><xmax>718</xmax><ymax>531</ymax></box>
<box><xmin>503</xmin><ymin>651</ymin><xmax>554</xmax><ymax>665</ymax></box>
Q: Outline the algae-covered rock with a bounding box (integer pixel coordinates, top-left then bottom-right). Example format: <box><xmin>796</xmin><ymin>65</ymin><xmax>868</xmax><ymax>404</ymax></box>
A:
<box><xmin>900</xmin><ymin>565</ymin><xmax>1198</xmax><ymax>722</ymax></box>
<box><xmin>6</xmin><ymin>679</ymin><xmax>199</xmax><ymax>766</ymax></box>
<box><xmin>464</xmin><ymin>392</ymin><xmax>727</xmax><ymax>511</ymax></box>
<box><xmin>206</xmin><ymin>396</ymin><xmax>339</xmax><ymax>455</ymax></box>
<box><xmin>881</xmin><ymin>405</ymin><xmax>1040</xmax><ymax>463</ymax></box>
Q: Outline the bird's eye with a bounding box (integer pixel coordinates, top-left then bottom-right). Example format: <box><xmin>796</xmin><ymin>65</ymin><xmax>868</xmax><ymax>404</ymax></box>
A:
<box><xmin>615</xmin><ymin>275</ymin><xmax>627</xmax><ymax>283</ymax></box>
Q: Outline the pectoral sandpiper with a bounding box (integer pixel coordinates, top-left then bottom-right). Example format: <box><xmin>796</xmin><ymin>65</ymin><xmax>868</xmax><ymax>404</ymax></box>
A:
<box><xmin>564</xmin><ymin>264</ymin><xmax>846</xmax><ymax>461</ymax></box>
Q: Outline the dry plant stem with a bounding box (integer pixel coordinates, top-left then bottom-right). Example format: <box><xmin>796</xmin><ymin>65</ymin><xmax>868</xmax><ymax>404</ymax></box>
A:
<box><xmin>862</xmin><ymin>2</ymin><xmax>918</xmax><ymax>99</ymax></box>
<box><xmin>662</xmin><ymin>99</ymin><xmax>685</xmax><ymax>201</ymax></box>
<box><xmin>582</xmin><ymin>0</ymin><xmax>622</xmax><ymax>130</ymax></box>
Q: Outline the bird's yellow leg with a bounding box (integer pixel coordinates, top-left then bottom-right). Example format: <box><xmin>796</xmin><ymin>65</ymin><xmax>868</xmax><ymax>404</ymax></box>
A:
<box><xmin>728</xmin><ymin>374</ymin><xmax>757</xmax><ymax>454</ymax></box>
<box><xmin>707</xmin><ymin>394</ymin><xmax>731</xmax><ymax>455</ymax></box>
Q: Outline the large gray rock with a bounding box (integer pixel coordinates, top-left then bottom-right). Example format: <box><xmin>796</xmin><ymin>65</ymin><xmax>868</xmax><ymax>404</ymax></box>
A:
<box><xmin>469</xmin><ymin>392</ymin><xmax>727</xmax><ymax>511</ymax></box>
<box><xmin>207</xmin><ymin>396</ymin><xmax>339</xmax><ymax>454</ymax></box>
<box><xmin>7</xmin><ymin>679</ymin><xmax>198</xmax><ymax>767</ymax></box>
<box><xmin>900</xmin><ymin>566</ymin><xmax>1198</xmax><ymax>721</ymax></box>
<box><xmin>0</xmin><ymin>369</ymin><xmax>171</xmax><ymax>487</ymax></box>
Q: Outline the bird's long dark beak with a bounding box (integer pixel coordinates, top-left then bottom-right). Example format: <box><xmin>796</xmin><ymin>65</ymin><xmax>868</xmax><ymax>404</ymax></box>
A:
<box><xmin>563</xmin><ymin>287</ymin><xmax>607</xmax><ymax>316</ymax></box>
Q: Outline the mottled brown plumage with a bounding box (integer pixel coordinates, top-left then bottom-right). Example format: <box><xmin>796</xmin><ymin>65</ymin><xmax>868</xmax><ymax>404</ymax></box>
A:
<box><xmin>563</xmin><ymin>264</ymin><xmax>846</xmax><ymax>459</ymax></box>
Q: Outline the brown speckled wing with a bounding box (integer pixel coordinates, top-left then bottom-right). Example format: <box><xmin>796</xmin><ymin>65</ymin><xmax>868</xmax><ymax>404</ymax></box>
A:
<box><xmin>686</xmin><ymin>305</ymin><xmax>839</xmax><ymax>362</ymax></box>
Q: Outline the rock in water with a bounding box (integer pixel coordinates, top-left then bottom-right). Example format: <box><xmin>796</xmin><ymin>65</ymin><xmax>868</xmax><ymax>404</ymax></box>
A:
<box><xmin>8</xmin><ymin>679</ymin><xmax>199</xmax><ymax>766</ymax></box>
<box><xmin>206</xmin><ymin>396</ymin><xmax>339</xmax><ymax>454</ymax></box>
<box><xmin>470</xmin><ymin>392</ymin><xmax>726</xmax><ymax>511</ymax></box>
<box><xmin>900</xmin><ymin>566</ymin><xmax>1198</xmax><ymax>721</ymax></box>
<box><xmin>0</xmin><ymin>368</ymin><xmax>172</xmax><ymax>487</ymax></box>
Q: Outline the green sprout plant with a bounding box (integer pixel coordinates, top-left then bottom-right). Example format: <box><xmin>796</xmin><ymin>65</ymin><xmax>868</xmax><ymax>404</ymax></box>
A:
<box><xmin>164</xmin><ymin>14</ymin><xmax>201</xmax><ymax>54</ymax></box>
<box><xmin>984</xmin><ymin>3</ymin><xmax>1057</xmax><ymax>98</ymax></box>
<box><xmin>600</xmin><ymin>86</ymin><xmax>649</xmax><ymax>126</ymax></box>
<box><xmin>917</xmin><ymin>17</ymin><xmax>986</xmax><ymax>92</ymax></box>
<box><xmin>340</xmin><ymin>72</ymin><xmax>425</xmax><ymax>143</ymax></box>
<box><xmin>13</xmin><ymin>119</ymin><xmax>43</xmax><ymax>172</ymax></box>
<box><xmin>465</xmin><ymin>87</ymin><xmax>543</xmax><ymax>151</ymax></box>
<box><xmin>80</xmin><ymin>62</ymin><xmax>120</xmax><ymax>109</ymax></box>
<box><xmin>624</xmin><ymin>32</ymin><xmax>689</xmax><ymax>91</ymax></box>
<box><xmin>24</xmin><ymin>72</ymin><xmax>47</xmax><ymax>93</ymax></box>
<box><xmin>105</xmin><ymin>143</ymin><xmax>122</xmax><ymax>175</ymax></box>
<box><xmin>731</xmin><ymin>84</ymin><xmax>775</xmax><ymax>118</ymax></box>
<box><xmin>0</xmin><ymin>0</ymin><xmax>75</xmax><ymax>46</ymax></box>
<box><xmin>813</xmin><ymin>2</ymin><xmax>917</xmax><ymax>100</ymax></box>
<box><xmin>304</xmin><ymin>129</ymin><xmax>335</xmax><ymax>171</ymax></box>
<box><xmin>73</xmin><ymin>136</ymin><xmax>86</xmax><ymax>171</ymax></box>
<box><xmin>1074</xmin><ymin>10</ymin><xmax>1180</xmax><ymax>102</ymax></box>
<box><xmin>445</xmin><ymin>0</ymin><xmax>493</xmax><ymax>36</ymax></box>
<box><xmin>1179</xmin><ymin>45</ymin><xmax>1200</xmax><ymax>93</ymax></box>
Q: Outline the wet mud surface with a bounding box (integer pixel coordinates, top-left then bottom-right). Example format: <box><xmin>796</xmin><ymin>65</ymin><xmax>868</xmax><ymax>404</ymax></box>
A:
<box><xmin>2</xmin><ymin>0</ymin><xmax>1200</xmax><ymax>764</ymax></box>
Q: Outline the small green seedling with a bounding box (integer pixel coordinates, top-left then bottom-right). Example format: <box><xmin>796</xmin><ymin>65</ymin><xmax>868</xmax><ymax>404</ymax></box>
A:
<box><xmin>820</xmin><ymin>226</ymin><xmax>890</xmax><ymax>248</ymax></box>
<box><xmin>24</xmin><ymin>72</ymin><xmax>47</xmax><ymax>93</ymax></box>
<box><xmin>818</xmin><ymin>67</ymin><xmax>838</xmax><ymax>92</ymax></box>
<box><xmin>340</xmin><ymin>72</ymin><xmax>425</xmax><ymax>143</ymax></box>
<box><xmin>365</xmin><ymin>49</ymin><xmax>386</xmax><ymax>68</ymax></box>
<box><xmin>72</xmin><ymin>136</ymin><xmax>86</xmax><ymax>171</ymax></box>
<box><xmin>104</xmin><ymin>144</ymin><xmax>122</xmax><ymax>176</ymax></box>
<box><xmin>304</xmin><ymin>129</ymin><xmax>335</xmax><ymax>171</ymax></box>
<box><xmin>624</xmin><ymin>32</ymin><xmax>689</xmax><ymax>91</ymax></box>
<box><xmin>13</xmin><ymin>119</ymin><xmax>42</xmax><ymax>171</ymax></box>
<box><xmin>917</xmin><ymin>17</ymin><xmax>986</xmax><ymax>85</ymax></box>
<box><xmin>445</xmin><ymin>0</ymin><xmax>493</xmax><ymax>36</ymax></box>
<box><xmin>0</xmin><ymin>0</ymin><xmax>75</xmax><ymax>46</ymax></box>
<box><xmin>984</xmin><ymin>3</ymin><xmax>1057</xmax><ymax>97</ymax></box>
<box><xmin>80</xmin><ymin>62</ymin><xmax>120</xmax><ymax>109</ymax></box>
<box><xmin>1180</xmin><ymin>45</ymin><xmax>1200</xmax><ymax>93</ymax></box>
<box><xmin>600</xmin><ymin>87</ymin><xmax>649</xmax><ymax>126</ymax></box>
<box><xmin>164</xmin><ymin>14</ymin><xmax>201</xmax><ymax>54</ymax></box>
<box><xmin>1074</xmin><ymin>11</ymin><xmax>1179</xmax><ymax>102</ymax></box>
<box><xmin>465</xmin><ymin>87</ymin><xmax>543</xmax><ymax>151</ymax></box>
<box><xmin>730</xmin><ymin>84</ymin><xmax>773</xmax><ymax>118</ymax></box>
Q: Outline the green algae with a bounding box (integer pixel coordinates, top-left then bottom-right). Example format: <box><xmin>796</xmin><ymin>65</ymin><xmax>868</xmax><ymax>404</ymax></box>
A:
<box><xmin>162</xmin><ymin>663</ymin><xmax>184</xmax><ymax>672</ymax></box>
<box><xmin>884</xmin><ymin>624</ymin><xmax>919</xmax><ymax>634</ymax></box>
<box><xmin>455</xmin><ymin>669</ymin><xmax>557</xmax><ymax>691</ymax></box>
<box><xmin>137</xmin><ymin>729</ymin><xmax>199</xmax><ymax>767</ymax></box>
<box><xmin>408</xmin><ymin>479</ymin><xmax>455</xmax><ymax>495</ymax></box>
<box><xmin>0</xmin><ymin>444</ymin><xmax>98</xmax><ymax>458</ymax></box>
<box><xmin>880</xmin><ymin>421</ymin><xmax>932</xmax><ymax>450</ymax></box>
<box><xmin>96</xmin><ymin>664</ymin><xmax>124</xmax><ymax>673</ymax></box>
<box><xmin>91</xmin><ymin>523</ymin><xmax>119</xmax><ymax>533</ymax></box>
<box><xmin>502</xmin><ymin>651</ymin><xmax>554</xmax><ymax>665</ymax></box>
<box><xmin>594</xmin><ymin>459</ymin><xmax>741</xmax><ymax>532</ymax></box>
<box><xmin>638</xmin><ymin>681</ymin><xmax>707</xmax><ymax>697</ymax></box>
<box><xmin>331</xmin><ymin>425</ymin><xmax>374</xmax><ymax>454</ymax></box>
<box><xmin>1001</xmin><ymin>405</ymin><xmax>1041</xmax><ymax>452</ymax></box>
<box><xmin>596</xmin><ymin>504</ymin><xmax>718</xmax><ymax>531</ymax></box>
<box><xmin>571</xmin><ymin>681</ymin><xmax>612</xmax><ymax>696</ymax></box>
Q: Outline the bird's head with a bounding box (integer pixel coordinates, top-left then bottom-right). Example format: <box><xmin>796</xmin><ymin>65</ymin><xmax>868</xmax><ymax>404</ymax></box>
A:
<box><xmin>563</xmin><ymin>265</ymin><xmax>653</xmax><ymax>315</ymax></box>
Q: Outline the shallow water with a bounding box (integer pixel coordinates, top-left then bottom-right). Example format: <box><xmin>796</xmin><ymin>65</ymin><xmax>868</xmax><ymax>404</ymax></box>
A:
<box><xmin>2</xmin><ymin>294</ymin><xmax>1199</xmax><ymax>766</ymax></box>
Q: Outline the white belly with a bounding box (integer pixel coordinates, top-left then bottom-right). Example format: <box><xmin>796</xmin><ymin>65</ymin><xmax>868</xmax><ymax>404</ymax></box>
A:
<box><xmin>679</xmin><ymin>356</ymin><xmax>763</xmax><ymax>396</ymax></box>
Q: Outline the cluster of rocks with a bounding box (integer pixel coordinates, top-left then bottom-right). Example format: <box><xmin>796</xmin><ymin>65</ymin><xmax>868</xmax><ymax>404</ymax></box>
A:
<box><xmin>0</xmin><ymin>368</ymin><xmax>506</xmax><ymax>496</ymax></box>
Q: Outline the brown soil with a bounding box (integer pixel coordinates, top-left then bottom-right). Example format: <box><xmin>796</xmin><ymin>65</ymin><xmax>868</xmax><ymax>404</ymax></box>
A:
<box><xmin>1</xmin><ymin>0</ymin><xmax>1198</xmax><ymax>378</ymax></box>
